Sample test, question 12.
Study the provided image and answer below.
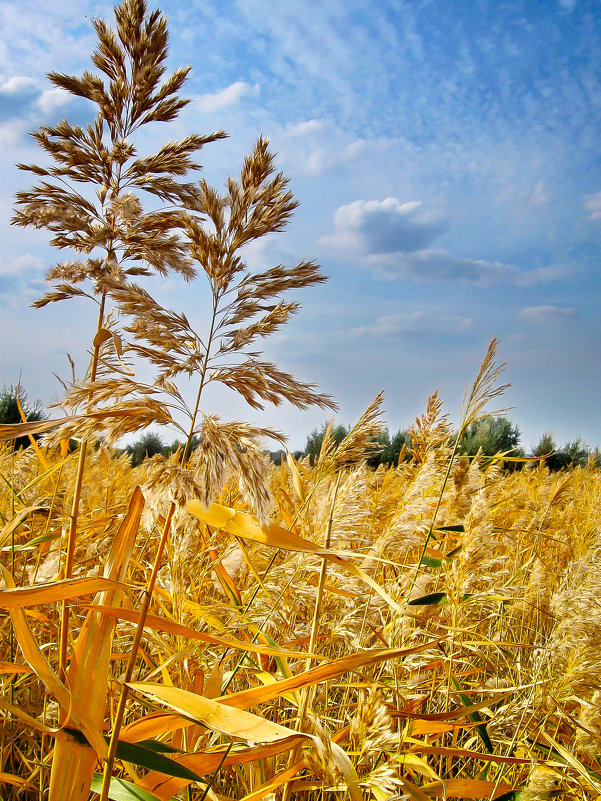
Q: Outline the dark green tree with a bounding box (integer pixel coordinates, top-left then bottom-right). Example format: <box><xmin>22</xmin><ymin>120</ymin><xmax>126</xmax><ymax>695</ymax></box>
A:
<box><xmin>0</xmin><ymin>385</ymin><xmax>47</xmax><ymax>449</ymax></box>
<box><xmin>126</xmin><ymin>431</ymin><xmax>165</xmax><ymax>466</ymax></box>
<box><xmin>533</xmin><ymin>433</ymin><xmax>590</xmax><ymax>470</ymax></box>
<box><xmin>304</xmin><ymin>422</ymin><xmax>348</xmax><ymax>465</ymax></box>
<box><xmin>386</xmin><ymin>428</ymin><xmax>412</xmax><ymax>466</ymax></box>
<box><xmin>366</xmin><ymin>428</ymin><xmax>411</xmax><ymax>467</ymax></box>
<box><xmin>459</xmin><ymin>416</ymin><xmax>522</xmax><ymax>458</ymax></box>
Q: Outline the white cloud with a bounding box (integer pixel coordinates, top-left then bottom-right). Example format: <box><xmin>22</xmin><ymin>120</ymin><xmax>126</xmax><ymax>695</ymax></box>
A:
<box><xmin>284</xmin><ymin>119</ymin><xmax>323</xmax><ymax>137</ymax></box>
<box><xmin>0</xmin><ymin>119</ymin><xmax>27</xmax><ymax>147</ymax></box>
<box><xmin>514</xmin><ymin>263</ymin><xmax>573</xmax><ymax>286</ymax></box>
<box><xmin>322</xmin><ymin>197</ymin><xmax>447</xmax><ymax>255</ymax></box>
<box><xmin>583</xmin><ymin>191</ymin><xmax>601</xmax><ymax>221</ymax></box>
<box><xmin>373</xmin><ymin>249</ymin><xmax>519</xmax><ymax>285</ymax></box>
<box><xmin>352</xmin><ymin>311</ymin><xmax>474</xmax><ymax>338</ymax></box>
<box><xmin>36</xmin><ymin>87</ymin><xmax>71</xmax><ymax>113</ymax></box>
<box><xmin>319</xmin><ymin>197</ymin><xmax>535</xmax><ymax>285</ymax></box>
<box><xmin>519</xmin><ymin>305</ymin><xmax>576</xmax><ymax>323</ymax></box>
<box><xmin>0</xmin><ymin>76</ymin><xmax>37</xmax><ymax>94</ymax></box>
<box><xmin>2</xmin><ymin>253</ymin><xmax>44</xmax><ymax>276</ymax></box>
<box><xmin>195</xmin><ymin>81</ymin><xmax>259</xmax><ymax>112</ymax></box>
<box><xmin>529</xmin><ymin>180</ymin><xmax>554</xmax><ymax>207</ymax></box>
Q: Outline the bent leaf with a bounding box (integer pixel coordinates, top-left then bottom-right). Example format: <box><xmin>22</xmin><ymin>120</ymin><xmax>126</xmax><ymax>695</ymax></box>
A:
<box><xmin>128</xmin><ymin>682</ymin><xmax>310</xmax><ymax>744</ymax></box>
<box><xmin>88</xmin><ymin>604</ymin><xmax>325</xmax><ymax>661</ymax></box>
<box><xmin>420</xmin><ymin>778</ymin><xmax>513</xmax><ymax>798</ymax></box>
<box><xmin>0</xmin><ymin>576</ymin><xmax>124</xmax><ymax>608</ymax></box>
<box><xmin>0</xmin><ymin>505</ymin><xmax>49</xmax><ymax>550</ymax></box>
<box><xmin>189</xmin><ymin>501</ymin><xmax>403</xmax><ymax>614</ymax></box>
<box><xmin>0</xmin><ymin>564</ymin><xmax>107</xmax><ymax>757</ymax></box>
<box><xmin>219</xmin><ymin>642</ymin><xmax>436</xmax><ymax>710</ymax></box>
<box><xmin>114</xmin><ymin>740</ymin><xmax>202</xmax><ymax>781</ymax></box>
<box><xmin>137</xmin><ymin>738</ymin><xmax>306</xmax><ymax>799</ymax></box>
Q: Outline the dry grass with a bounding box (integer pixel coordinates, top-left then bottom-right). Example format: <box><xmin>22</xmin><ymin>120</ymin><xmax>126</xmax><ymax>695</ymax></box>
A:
<box><xmin>2</xmin><ymin>2</ymin><xmax>600</xmax><ymax>799</ymax></box>
<box><xmin>2</xmin><ymin>412</ymin><xmax>601</xmax><ymax>800</ymax></box>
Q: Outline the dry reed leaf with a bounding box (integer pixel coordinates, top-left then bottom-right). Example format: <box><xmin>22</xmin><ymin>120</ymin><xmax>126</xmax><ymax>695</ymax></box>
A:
<box><xmin>49</xmin><ymin>486</ymin><xmax>144</xmax><ymax>801</ymax></box>
<box><xmin>0</xmin><ymin>695</ymin><xmax>59</xmax><ymax>735</ymax></box>
<box><xmin>87</xmin><ymin>604</ymin><xmax>327</xmax><ymax>660</ymax></box>
<box><xmin>409</xmin><ymin>719</ymin><xmax>479</xmax><ymax>736</ymax></box>
<box><xmin>540</xmin><ymin>731</ymin><xmax>601</xmax><ymax>794</ymax></box>
<box><xmin>0</xmin><ymin>505</ymin><xmax>49</xmax><ymax>549</ymax></box>
<box><xmin>16</xmin><ymin>392</ymin><xmax>50</xmax><ymax>469</ymax></box>
<box><xmin>420</xmin><ymin>778</ymin><xmax>514</xmax><ymax>797</ymax></box>
<box><xmin>0</xmin><ymin>563</ymin><xmax>107</xmax><ymax>757</ymax></box>
<box><xmin>286</xmin><ymin>451</ymin><xmax>306</xmax><ymax>504</ymax></box>
<box><xmin>137</xmin><ymin>738</ymin><xmax>307</xmax><ymax>799</ymax></box>
<box><xmin>128</xmin><ymin>682</ymin><xmax>310</xmax><ymax>744</ymax></box>
<box><xmin>0</xmin><ymin>662</ymin><xmax>35</xmax><ymax>676</ymax></box>
<box><xmin>0</xmin><ymin>774</ymin><xmax>27</xmax><ymax>789</ymax></box>
<box><xmin>0</xmin><ymin>576</ymin><xmax>124</xmax><ymax>608</ymax></box>
<box><xmin>120</xmin><ymin>712</ymin><xmax>193</xmax><ymax>743</ymax></box>
<box><xmin>237</xmin><ymin>761</ymin><xmax>306</xmax><ymax>801</ymax></box>
<box><xmin>408</xmin><ymin>744</ymin><xmax>531</xmax><ymax>765</ymax></box>
<box><xmin>188</xmin><ymin>500</ymin><xmax>404</xmax><ymax>613</ymax></box>
<box><xmin>218</xmin><ymin>643</ymin><xmax>437</xmax><ymax>711</ymax></box>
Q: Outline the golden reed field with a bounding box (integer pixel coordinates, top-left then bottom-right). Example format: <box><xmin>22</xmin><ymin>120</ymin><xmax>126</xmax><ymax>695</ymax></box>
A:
<box><xmin>3</xmin><ymin>390</ymin><xmax>601</xmax><ymax>801</ymax></box>
<box><xmin>2</xmin><ymin>2</ymin><xmax>601</xmax><ymax>799</ymax></box>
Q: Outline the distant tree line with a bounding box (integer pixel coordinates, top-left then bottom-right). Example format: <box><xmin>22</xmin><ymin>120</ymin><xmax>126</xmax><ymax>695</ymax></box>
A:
<box><xmin>0</xmin><ymin>385</ymin><xmax>598</xmax><ymax>471</ymax></box>
<box><xmin>281</xmin><ymin>415</ymin><xmax>599</xmax><ymax>471</ymax></box>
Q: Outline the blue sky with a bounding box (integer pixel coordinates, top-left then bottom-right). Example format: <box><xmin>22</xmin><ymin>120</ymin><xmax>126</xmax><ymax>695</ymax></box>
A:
<box><xmin>1</xmin><ymin>0</ymin><xmax>600</xmax><ymax>451</ymax></box>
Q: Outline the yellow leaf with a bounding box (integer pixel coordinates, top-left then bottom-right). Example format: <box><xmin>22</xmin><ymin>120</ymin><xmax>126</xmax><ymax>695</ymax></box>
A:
<box><xmin>128</xmin><ymin>682</ymin><xmax>309</xmax><ymax>744</ymax></box>
<box><xmin>16</xmin><ymin>392</ymin><xmax>50</xmax><ymax>469</ymax></box>
<box><xmin>0</xmin><ymin>576</ymin><xmax>124</xmax><ymax>608</ymax></box>
<box><xmin>188</xmin><ymin>501</ymin><xmax>403</xmax><ymax>614</ymax></box>
<box><xmin>286</xmin><ymin>450</ymin><xmax>306</xmax><ymax>503</ymax></box>
<box><xmin>420</xmin><ymin>778</ymin><xmax>514</xmax><ymax>798</ymax></box>
<box><xmin>0</xmin><ymin>505</ymin><xmax>49</xmax><ymax>550</ymax></box>
<box><xmin>87</xmin><ymin>604</ymin><xmax>325</xmax><ymax>661</ymax></box>
<box><xmin>0</xmin><ymin>773</ymin><xmax>28</xmax><ymax>788</ymax></box>
<box><xmin>217</xmin><ymin>643</ymin><xmax>435</xmax><ymax>711</ymax></box>
<box><xmin>137</xmin><ymin>739</ymin><xmax>306</xmax><ymax>800</ymax></box>
<box><xmin>396</xmin><ymin>753</ymin><xmax>441</xmax><ymax>781</ymax></box>
<box><xmin>0</xmin><ymin>564</ymin><xmax>107</xmax><ymax>758</ymax></box>
<box><xmin>50</xmin><ymin>487</ymin><xmax>144</xmax><ymax>799</ymax></box>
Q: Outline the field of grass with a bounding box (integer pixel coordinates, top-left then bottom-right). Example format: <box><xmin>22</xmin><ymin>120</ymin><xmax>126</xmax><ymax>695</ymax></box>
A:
<box><xmin>2</xmin><ymin>387</ymin><xmax>601</xmax><ymax>800</ymax></box>
<box><xmin>2</xmin><ymin>2</ymin><xmax>601</xmax><ymax>798</ymax></box>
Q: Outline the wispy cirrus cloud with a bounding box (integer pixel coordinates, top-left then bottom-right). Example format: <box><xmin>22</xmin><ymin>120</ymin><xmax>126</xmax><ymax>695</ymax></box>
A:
<box><xmin>352</xmin><ymin>311</ymin><xmax>474</xmax><ymax>338</ymax></box>
<box><xmin>195</xmin><ymin>81</ymin><xmax>259</xmax><ymax>113</ymax></box>
<box><xmin>372</xmin><ymin>249</ymin><xmax>519</xmax><ymax>285</ymax></box>
<box><xmin>519</xmin><ymin>305</ymin><xmax>576</xmax><ymax>323</ymax></box>
<box><xmin>583</xmin><ymin>191</ymin><xmax>601</xmax><ymax>221</ymax></box>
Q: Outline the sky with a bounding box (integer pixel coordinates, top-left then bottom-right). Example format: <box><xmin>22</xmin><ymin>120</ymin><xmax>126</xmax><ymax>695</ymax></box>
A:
<box><xmin>1</xmin><ymin>0</ymin><xmax>601</xmax><ymax>452</ymax></box>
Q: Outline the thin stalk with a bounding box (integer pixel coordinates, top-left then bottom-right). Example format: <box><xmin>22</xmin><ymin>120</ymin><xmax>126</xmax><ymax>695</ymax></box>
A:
<box><xmin>182</xmin><ymin>292</ymin><xmax>219</xmax><ymax>465</ymax></box>
<box><xmin>282</xmin><ymin>471</ymin><xmax>341</xmax><ymax>801</ymax></box>
<box><xmin>101</xmin><ymin>295</ymin><xmax>220</xmax><ymax>800</ymax></box>
<box><xmin>100</xmin><ymin>501</ymin><xmax>176</xmax><ymax>801</ymax></box>
<box><xmin>58</xmin><ymin>291</ymin><xmax>107</xmax><ymax>681</ymax></box>
<box><xmin>412</xmin><ymin>435</ymin><xmax>461</xmax><ymax>589</ymax></box>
